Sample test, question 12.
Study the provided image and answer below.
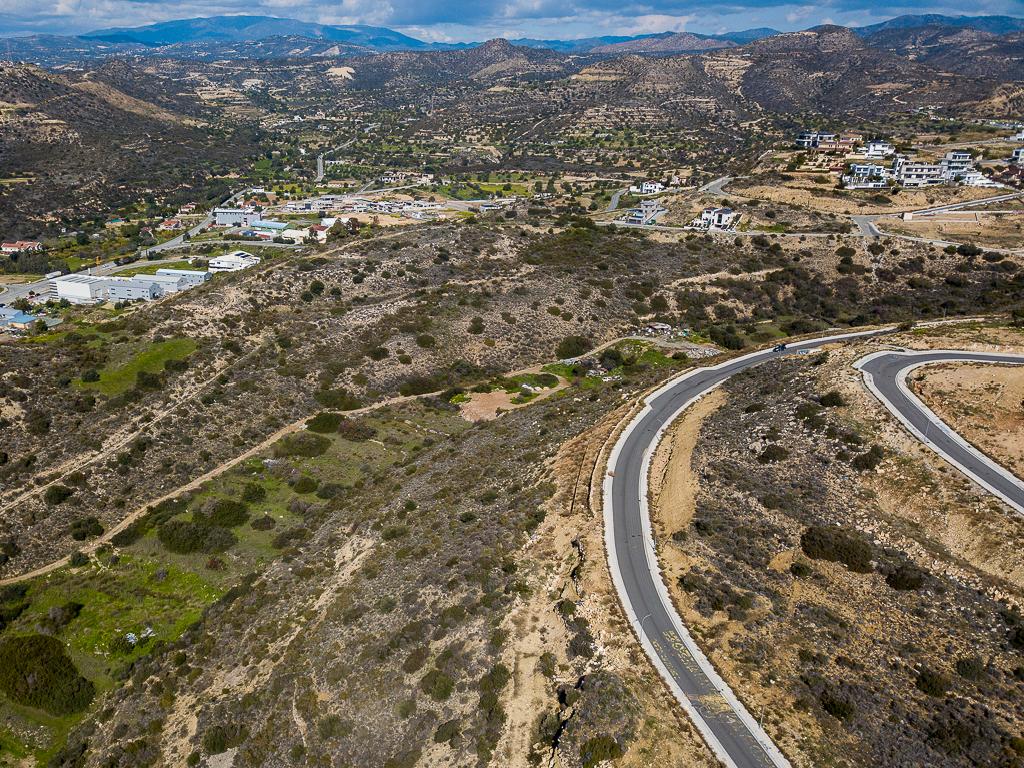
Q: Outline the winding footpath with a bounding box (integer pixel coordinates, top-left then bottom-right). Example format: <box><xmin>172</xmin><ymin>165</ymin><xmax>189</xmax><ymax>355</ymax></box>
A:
<box><xmin>604</xmin><ymin>333</ymin><xmax>1024</xmax><ymax>768</ymax></box>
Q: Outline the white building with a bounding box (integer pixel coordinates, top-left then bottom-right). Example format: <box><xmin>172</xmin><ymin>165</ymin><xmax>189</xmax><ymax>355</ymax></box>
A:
<box><xmin>940</xmin><ymin>150</ymin><xmax>973</xmax><ymax>179</ymax></box>
<box><xmin>842</xmin><ymin>163</ymin><xmax>889</xmax><ymax>189</ymax></box>
<box><xmin>147</xmin><ymin>273</ymin><xmax>190</xmax><ymax>293</ymax></box>
<box><xmin>51</xmin><ymin>274</ymin><xmax>108</xmax><ymax>304</ymax></box>
<box><xmin>106</xmin><ymin>277</ymin><xmax>163</xmax><ymax>302</ymax></box>
<box><xmin>863</xmin><ymin>141</ymin><xmax>895</xmax><ymax>158</ymax></box>
<box><xmin>1012</xmin><ymin>147</ymin><xmax>1024</xmax><ymax>165</ymax></box>
<box><xmin>213</xmin><ymin>207</ymin><xmax>256</xmax><ymax>227</ymax></box>
<box><xmin>700</xmin><ymin>207</ymin><xmax>737</xmax><ymax>229</ymax></box>
<box><xmin>896</xmin><ymin>157</ymin><xmax>945</xmax><ymax>188</ymax></box>
<box><xmin>209</xmin><ymin>251</ymin><xmax>261</xmax><ymax>272</ymax></box>
<box><xmin>629</xmin><ymin>181</ymin><xmax>665</xmax><ymax>195</ymax></box>
<box><xmin>155</xmin><ymin>268</ymin><xmax>210</xmax><ymax>287</ymax></box>
<box><xmin>795</xmin><ymin>130</ymin><xmax>836</xmax><ymax>149</ymax></box>
<box><xmin>958</xmin><ymin>170</ymin><xmax>1003</xmax><ymax>188</ymax></box>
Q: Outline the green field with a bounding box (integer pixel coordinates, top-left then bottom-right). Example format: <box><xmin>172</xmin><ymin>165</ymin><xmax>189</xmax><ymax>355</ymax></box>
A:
<box><xmin>115</xmin><ymin>260</ymin><xmax>194</xmax><ymax>277</ymax></box>
<box><xmin>75</xmin><ymin>337</ymin><xmax>197</xmax><ymax>396</ymax></box>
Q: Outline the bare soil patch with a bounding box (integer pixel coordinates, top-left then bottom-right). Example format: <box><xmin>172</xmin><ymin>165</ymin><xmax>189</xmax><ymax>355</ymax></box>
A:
<box><xmin>911</xmin><ymin>361</ymin><xmax>1024</xmax><ymax>477</ymax></box>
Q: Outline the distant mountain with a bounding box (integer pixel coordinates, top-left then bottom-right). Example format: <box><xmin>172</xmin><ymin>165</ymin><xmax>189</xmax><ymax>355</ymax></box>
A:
<box><xmin>855</xmin><ymin>14</ymin><xmax>1024</xmax><ymax>36</ymax></box>
<box><xmin>507</xmin><ymin>34</ymin><xmax>662</xmax><ymax>53</ymax></box>
<box><xmin>81</xmin><ymin>15</ymin><xmax>430</xmax><ymax>51</ymax></box>
<box><xmin>710</xmin><ymin>28</ymin><xmax>781</xmax><ymax>44</ymax></box>
<box><xmin>585</xmin><ymin>28</ymin><xmax>780</xmax><ymax>55</ymax></box>
<box><xmin>590</xmin><ymin>32</ymin><xmax>736</xmax><ymax>54</ymax></box>
<box><xmin>863</xmin><ymin>25</ymin><xmax>1024</xmax><ymax>80</ymax></box>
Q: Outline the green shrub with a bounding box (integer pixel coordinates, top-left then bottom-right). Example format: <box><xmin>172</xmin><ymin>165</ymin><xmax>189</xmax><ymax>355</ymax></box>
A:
<box><xmin>69</xmin><ymin>516</ymin><xmax>103</xmax><ymax>540</ymax></box>
<box><xmin>240</xmin><ymin>482</ymin><xmax>267</xmax><ymax>502</ymax></box>
<box><xmin>851</xmin><ymin>445</ymin><xmax>884</xmax><ymax>471</ymax></box>
<box><xmin>759</xmin><ymin>444</ymin><xmax>790</xmax><ymax>464</ymax></box>
<box><xmin>819</xmin><ymin>391</ymin><xmax>846</xmax><ymax>407</ymax></box>
<box><xmin>954</xmin><ymin>655</ymin><xmax>985</xmax><ymax>681</ymax></box>
<box><xmin>420</xmin><ymin>669</ymin><xmax>454</xmax><ymax>701</ymax></box>
<box><xmin>197</xmin><ymin>499</ymin><xmax>249</xmax><ymax>528</ymax></box>
<box><xmin>580</xmin><ymin>735</ymin><xmax>624</xmax><ymax>768</ymax></box>
<box><xmin>69</xmin><ymin>551</ymin><xmax>89</xmax><ymax>568</ymax></box>
<box><xmin>886</xmin><ymin>563</ymin><xmax>926</xmax><ymax>591</ymax></box>
<box><xmin>314</xmin><ymin>388</ymin><xmax>362</xmax><ymax>411</ymax></box>
<box><xmin>307</xmin><ymin>412</ymin><xmax>343</xmax><ymax>433</ymax></box>
<box><xmin>820</xmin><ymin>690</ymin><xmax>856</xmax><ymax>721</ymax></box>
<box><xmin>556</xmin><ymin>335</ymin><xmax>591</xmax><ymax>359</ymax></box>
<box><xmin>201</xmin><ymin>723</ymin><xmax>247</xmax><ymax>755</ymax></box>
<box><xmin>403</xmin><ymin>647</ymin><xmax>429</xmax><ymax>673</ymax></box>
<box><xmin>273</xmin><ymin>432</ymin><xmax>331</xmax><ymax>458</ymax></box>
<box><xmin>336</xmin><ymin>419</ymin><xmax>376</xmax><ymax>441</ymax></box>
<box><xmin>292</xmin><ymin>476</ymin><xmax>318</xmax><ymax>494</ymax></box>
<box><xmin>44</xmin><ymin>485</ymin><xmax>74</xmax><ymax>505</ymax></box>
<box><xmin>434</xmin><ymin>719</ymin><xmax>460</xmax><ymax>744</ymax></box>
<box><xmin>399</xmin><ymin>376</ymin><xmax>444</xmax><ymax>397</ymax></box>
<box><xmin>383</xmin><ymin>525</ymin><xmax>409</xmax><ymax>541</ymax></box>
<box><xmin>250</xmin><ymin>515</ymin><xmax>277</xmax><ymax>531</ymax></box>
<box><xmin>916</xmin><ymin>668</ymin><xmax>951</xmax><ymax>697</ymax></box>
<box><xmin>415</xmin><ymin>334</ymin><xmax>436</xmax><ymax>348</ymax></box>
<box><xmin>0</xmin><ymin>634</ymin><xmax>94</xmax><ymax>714</ymax></box>
<box><xmin>157</xmin><ymin>520</ymin><xmax>237</xmax><ymax>554</ymax></box>
<box><xmin>800</xmin><ymin>525</ymin><xmax>873</xmax><ymax>573</ymax></box>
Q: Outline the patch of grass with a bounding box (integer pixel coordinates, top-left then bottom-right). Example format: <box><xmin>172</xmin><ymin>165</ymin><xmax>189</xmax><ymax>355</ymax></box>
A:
<box><xmin>75</xmin><ymin>337</ymin><xmax>196</xmax><ymax>396</ymax></box>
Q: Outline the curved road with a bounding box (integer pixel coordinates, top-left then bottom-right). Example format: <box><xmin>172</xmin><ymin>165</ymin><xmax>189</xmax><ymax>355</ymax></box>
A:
<box><xmin>856</xmin><ymin>350</ymin><xmax>1024</xmax><ymax>515</ymax></box>
<box><xmin>604</xmin><ymin>333</ymin><xmax>1024</xmax><ymax>768</ymax></box>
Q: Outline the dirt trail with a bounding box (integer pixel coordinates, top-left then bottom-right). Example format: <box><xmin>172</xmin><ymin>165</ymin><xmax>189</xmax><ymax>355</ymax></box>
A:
<box><xmin>0</xmin><ymin>392</ymin><xmax>420</xmax><ymax>587</ymax></box>
<box><xmin>649</xmin><ymin>388</ymin><xmax>726</xmax><ymax>538</ymax></box>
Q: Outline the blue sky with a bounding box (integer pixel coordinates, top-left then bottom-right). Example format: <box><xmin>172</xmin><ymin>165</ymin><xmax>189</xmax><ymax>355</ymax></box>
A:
<box><xmin>1</xmin><ymin>0</ymin><xmax>1022</xmax><ymax>39</ymax></box>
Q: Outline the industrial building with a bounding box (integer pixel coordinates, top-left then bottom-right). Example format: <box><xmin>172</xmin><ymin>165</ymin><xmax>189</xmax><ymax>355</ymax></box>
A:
<box><xmin>155</xmin><ymin>268</ymin><xmax>211</xmax><ymax>287</ymax></box>
<box><xmin>213</xmin><ymin>207</ymin><xmax>256</xmax><ymax>227</ymax></box>
<box><xmin>50</xmin><ymin>274</ymin><xmax>108</xmax><ymax>304</ymax></box>
<box><xmin>146</xmin><ymin>273</ymin><xmax>190</xmax><ymax>293</ymax></box>
<box><xmin>106</xmin><ymin>277</ymin><xmax>163</xmax><ymax>302</ymax></box>
<box><xmin>209</xmin><ymin>251</ymin><xmax>261</xmax><ymax>272</ymax></box>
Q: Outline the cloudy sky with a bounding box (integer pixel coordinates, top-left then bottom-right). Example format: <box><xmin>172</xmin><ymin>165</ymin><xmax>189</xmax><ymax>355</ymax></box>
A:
<box><xmin>1</xmin><ymin>0</ymin><xmax>1022</xmax><ymax>39</ymax></box>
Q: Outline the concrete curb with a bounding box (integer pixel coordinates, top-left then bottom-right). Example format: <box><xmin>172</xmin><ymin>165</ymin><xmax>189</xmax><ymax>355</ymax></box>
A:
<box><xmin>602</xmin><ymin>327</ymin><xmax>889</xmax><ymax>768</ymax></box>
<box><xmin>854</xmin><ymin>350</ymin><xmax>1024</xmax><ymax>516</ymax></box>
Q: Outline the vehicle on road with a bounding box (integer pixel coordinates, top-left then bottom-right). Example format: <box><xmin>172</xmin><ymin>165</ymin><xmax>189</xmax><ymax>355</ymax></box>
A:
<box><xmin>772</xmin><ymin>343</ymin><xmax>788</xmax><ymax>352</ymax></box>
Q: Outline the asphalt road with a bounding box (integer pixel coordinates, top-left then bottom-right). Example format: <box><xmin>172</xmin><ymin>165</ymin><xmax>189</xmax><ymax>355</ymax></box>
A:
<box><xmin>605</xmin><ymin>329</ymin><xmax>888</xmax><ymax>768</ymax></box>
<box><xmin>856</xmin><ymin>350</ymin><xmax>1024</xmax><ymax>515</ymax></box>
<box><xmin>607</xmin><ymin>336</ymin><xmax>1024</xmax><ymax>768</ymax></box>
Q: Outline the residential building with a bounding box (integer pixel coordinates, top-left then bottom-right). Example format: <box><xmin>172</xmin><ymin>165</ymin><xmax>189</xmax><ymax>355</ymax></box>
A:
<box><xmin>155</xmin><ymin>268</ymin><xmax>210</xmax><ymax>287</ymax></box>
<box><xmin>213</xmin><ymin>207</ymin><xmax>255</xmax><ymax>227</ymax></box>
<box><xmin>795</xmin><ymin>130</ymin><xmax>836</xmax><ymax>149</ymax></box>
<box><xmin>896</xmin><ymin>157</ymin><xmax>945</xmax><ymax>188</ymax></box>
<box><xmin>1</xmin><ymin>240</ymin><xmax>42</xmax><ymax>253</ymax></box>
<box><xmin>106</xmin><ymin>277</ymin><xmax>163</xmax><ymax>302</ymax></box>
<box><xmin>51</xmin><ymin>274</ymin><xmax>108</xmax><ymax>304</ymax></box>
<box><xmin>622</xmin><ymin>199</ymin><xmax>666</xmax><ymax>225</ymax></box>
<box><xmin>209</xmin><ymin>251</ymin><xmax>261</xmax><ymax>272</ymax></box>
<box><xmin>699</xmin><ymin>207</ymin><xmax>737</xmax><ymax>229</ymax></box>
<box><xmin>842</xmin><ymin>164</ymin><xmax>889</xmax><ymax>189</ymax></box>
<box><xmin>281</xmin><ymin>228</ymin><xmax>310</xmax><ymax>243</ymax></box>
<box><xmin>629</xmin><ymin>181</ymin><xmax>665</xmax><ymax>195</ymax></box>
<box><xmin>1012</xmin><ymin>147</ymin><xmax>1024</xmax><ymax>165</ymax></box>
<box><xmin>959</xmin><ymin>170</ymin><xmax>1003</xmax><ymax>188</ymax></box>
<box><xmin>940</xmin><ymin>150</ymin><xmax>973</xmax><ymax>179</ymax></box>
<box><xmin>863</xmin><ymin>141</ymin><xmax>895</xmax><ymax>158</ymax></box>
<box><xmin>158</xmin><ymin>219</ymin><xmax>182</xmax><ymax>230</ymax></box>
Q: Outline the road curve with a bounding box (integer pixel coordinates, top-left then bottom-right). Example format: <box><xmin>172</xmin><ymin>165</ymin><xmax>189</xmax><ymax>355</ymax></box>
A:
<box><xmin>855</xmin><ymin>350</ymin><xmax>1024</xmax><ymax>515</ymax></box>
<box><xmin>604</xmin><ymin>328</ymin><xmax>889</xmax><ymax>768</ymax></box>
